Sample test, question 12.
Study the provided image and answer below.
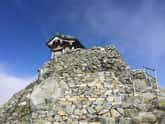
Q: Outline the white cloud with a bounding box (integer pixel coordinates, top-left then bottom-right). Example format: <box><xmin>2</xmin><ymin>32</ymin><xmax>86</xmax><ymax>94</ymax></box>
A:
<box><xmin>0</xmin><ymin>65</ymin><xmax>33</xmax><ymax>105</ymax></box>
<box><xmin>82</xmin><ymin>0</ymin><xmax>165</xmax><ymax>61</ymax></box>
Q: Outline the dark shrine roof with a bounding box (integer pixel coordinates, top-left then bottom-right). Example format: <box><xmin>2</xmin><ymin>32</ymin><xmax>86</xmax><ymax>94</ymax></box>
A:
<box><xmin>47</xmin><ymin>33</ymin><xmax>85</xmax><ymax>48</ymax></box>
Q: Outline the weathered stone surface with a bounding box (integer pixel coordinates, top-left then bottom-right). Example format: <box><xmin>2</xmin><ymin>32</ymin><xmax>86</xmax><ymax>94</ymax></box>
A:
<box><xmin>138</xmin><ymin>112</ymin><xmax>157</xmax><ymax>123</ymax></box>
<box><xmin>31</xmin><ymin>77</ymin><xmax>65</xmax><ymax>107</ymax></box>
<box><xmin>0</xmin><ymin>45</ymin><xmax>164</xmax><ymax>124</ymax></box>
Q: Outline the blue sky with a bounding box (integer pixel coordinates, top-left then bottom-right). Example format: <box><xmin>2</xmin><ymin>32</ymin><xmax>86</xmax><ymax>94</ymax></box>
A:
<box><xmin>0</xmin><ymin>0</ymin><xmax>165</xmax><ymax>104</ymax></box>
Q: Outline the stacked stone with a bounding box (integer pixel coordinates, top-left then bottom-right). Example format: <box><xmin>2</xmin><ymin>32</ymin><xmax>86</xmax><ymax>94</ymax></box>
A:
<box><xmin>0</xmin><ymin>46</ymin><xmax>165</xmax><ymax>124</ymax></box>
<box><xmin>0</xmin><ymin>82</ymin><xmax>34</xmax><ymax>123</ymax></box>
<box><xmin>29</xmin><ymin>46</ymin><xmax>132</xmax><ymax>123</ymax></box>
<box><xmin>131</xmin><ymin>70</ymin><xmax>158</xmax><ymax>94</ymax></box>
<box><xmin>39</xmin><ymin>46</ymin><xmax>131</xmax><ymax>84</ymax></box>
<box><xmin>0</xmin><ymin>78</ymin><xmax>42</xmax><ymax>123</ymax></box>
<box><xmin>31</xmin><ymin>72</ymin><xmax>129</xmax><ymax>123</ymax></box>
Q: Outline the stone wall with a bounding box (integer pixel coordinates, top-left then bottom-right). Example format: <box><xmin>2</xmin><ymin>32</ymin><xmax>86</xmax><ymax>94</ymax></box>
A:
<box><xmin>0</xmin><ymin>46</ymin><xmax>164</xmax><ymax>124</ymax></box>
<box><xmin>31</xmin><ymin>71</ymin><xmax>132</xmax><ymax>123</ymax></box>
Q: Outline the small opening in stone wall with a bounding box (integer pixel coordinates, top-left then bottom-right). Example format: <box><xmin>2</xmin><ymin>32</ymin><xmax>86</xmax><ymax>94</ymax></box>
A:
<box><xmin>51</xmin><ymin>114</ymin><xmax>55</xmax><ymax>118</ymax></box>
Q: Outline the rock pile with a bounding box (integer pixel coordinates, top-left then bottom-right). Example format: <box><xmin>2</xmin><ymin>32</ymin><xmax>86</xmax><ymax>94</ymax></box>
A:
<box><xmin>0</xmin><ymin>46</ymin><xmax>165</xmax><ymax>124</ymax></box>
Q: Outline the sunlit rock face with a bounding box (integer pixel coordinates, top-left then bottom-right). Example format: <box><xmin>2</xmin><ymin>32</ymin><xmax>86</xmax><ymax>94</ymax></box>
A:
<box><xmin>0</xmin><ymin>45</ymin><xmax>165</xmax><ymax>124</ymax></box>
<box><xmin>31</xmin><ymin>77</ymin><xmax>64</xmax><ymax>107</ymax></box>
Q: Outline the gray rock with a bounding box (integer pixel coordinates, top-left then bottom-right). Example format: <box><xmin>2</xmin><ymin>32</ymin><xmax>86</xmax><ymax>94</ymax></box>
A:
<box><xmin>0</xmin><ymin>44</ymin><xmax>164</xmax><ymax>124</ymax></box>
<box><xmin>87</xmin><ymin>107</ymin><xmax>96</xmax><ymax>114</ymax></box>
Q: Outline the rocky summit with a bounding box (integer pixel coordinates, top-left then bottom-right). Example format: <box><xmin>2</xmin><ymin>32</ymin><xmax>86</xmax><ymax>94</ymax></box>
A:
<box><xmin>0</xmin><ymin>45</ymin><xmax>165</xmax><ymax>124</ymax></box>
